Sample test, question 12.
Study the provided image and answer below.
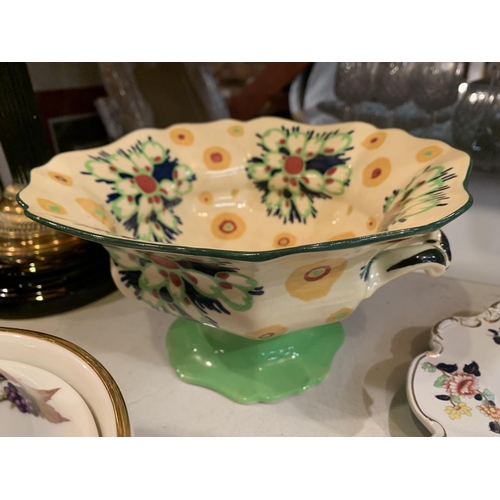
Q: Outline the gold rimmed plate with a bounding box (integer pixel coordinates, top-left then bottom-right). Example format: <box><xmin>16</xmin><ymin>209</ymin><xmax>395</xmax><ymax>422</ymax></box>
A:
<box><xmin>0</xmin><ymin>327</ymin><xmax>131</xmax><ymax>437</ymax></box>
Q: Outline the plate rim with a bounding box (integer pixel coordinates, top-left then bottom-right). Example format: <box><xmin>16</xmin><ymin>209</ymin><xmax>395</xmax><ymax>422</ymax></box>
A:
<box><xmin>0</xmin><ymin>326</ymin><xmax>131</xmax><ymax>437</ymax></box>
<box><xmin>0</xmin><ymin>358</ymin><xmax>100</xmax><ymax>437</ymax></box>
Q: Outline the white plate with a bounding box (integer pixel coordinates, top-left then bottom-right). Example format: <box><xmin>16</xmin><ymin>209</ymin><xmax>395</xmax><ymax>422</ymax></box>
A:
<box><xmin>407</xmin><ymin>302</ymin><xmax>500</xmax><ymax>437</ymax></box>
<box><xmin>0</xmin><ymin>359</ymin><xmax>99</xmax><ymax>437</ymax></box>
<box><xmin>0</xmin><ymin>328</ymin><xmax>131</xmax><ymax>437</ymax></box>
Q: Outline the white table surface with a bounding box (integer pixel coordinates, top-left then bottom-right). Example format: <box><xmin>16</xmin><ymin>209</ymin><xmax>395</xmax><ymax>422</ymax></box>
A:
<box><xmin>2</xmin><ymin>171</ymin><xmax>499</xmax><ymax>437</ymax></box>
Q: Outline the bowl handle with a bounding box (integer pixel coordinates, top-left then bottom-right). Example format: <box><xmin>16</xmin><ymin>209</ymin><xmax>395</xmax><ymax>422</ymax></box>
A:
<box><xmin>364</xmin><ymin>230</ymin><xmax>451</xmax><ymax>298</ymax></box>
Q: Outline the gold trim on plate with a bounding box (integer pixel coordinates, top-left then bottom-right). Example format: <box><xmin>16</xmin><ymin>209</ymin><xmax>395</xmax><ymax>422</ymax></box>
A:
<box><xmin>0</xmin><ymin>326</ymin><xmax>131</xmax><ymax>437</ymax></box>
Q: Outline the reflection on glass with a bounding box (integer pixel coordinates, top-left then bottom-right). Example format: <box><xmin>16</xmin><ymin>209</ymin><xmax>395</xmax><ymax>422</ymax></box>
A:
<box><xmin>335</xmin><ymin>63</ymin><xmax>377</xmax><ymax>121</ymax></box>
<box><xmin>412</xmin><ymin>62</ymin><xmax>465</xmax><ymax>136</ymax></box>
<box><xmin>373</xmin><ymin>62</ymin><xmax>414</xmax><ymax>127</ymax></box>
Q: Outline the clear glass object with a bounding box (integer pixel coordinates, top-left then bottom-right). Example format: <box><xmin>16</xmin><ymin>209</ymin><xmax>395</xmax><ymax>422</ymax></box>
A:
<box><xmin>412</xmin><ymin>62</ymin><xmax>466</xmax><ymax>136</ymax></box>
<box><xmin>334</xmin><ymin>62</ymin><xmax>377</xmax><ymax>121</ymax></box>
<box><xmin>452</xmin><ymin>63</ymin><xmax>500</xmax><ymax>173</ymax></box>
<box><xmin>373</xmin><ymin>62</ymin><xmax>415</xmax><ymax>127</ymax></box>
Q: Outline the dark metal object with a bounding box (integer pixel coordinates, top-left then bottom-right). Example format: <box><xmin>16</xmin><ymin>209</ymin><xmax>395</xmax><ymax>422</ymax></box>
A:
<box><xmin>0</xmin><ymin>63</ymin><xmax>51</xmax><ymax>184</ymax></box>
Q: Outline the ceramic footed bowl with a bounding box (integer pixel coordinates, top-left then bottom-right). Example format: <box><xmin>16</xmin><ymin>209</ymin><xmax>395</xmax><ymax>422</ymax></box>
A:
<box><xmin>18</xmin><ymin>118</ymin><xmax>472</xmax><ymax>340</ymax></box>
<box><xmin>18</xmin><ymin>118</ymin><xmax>473</xmax><ymax>402</ymax></box>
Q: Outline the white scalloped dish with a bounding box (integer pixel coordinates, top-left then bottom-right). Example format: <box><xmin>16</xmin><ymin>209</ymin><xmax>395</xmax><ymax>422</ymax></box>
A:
<box><xmin>407</xmin><ymin>302</ymin><xmax>500</xmax><ymax>437</ymax></box>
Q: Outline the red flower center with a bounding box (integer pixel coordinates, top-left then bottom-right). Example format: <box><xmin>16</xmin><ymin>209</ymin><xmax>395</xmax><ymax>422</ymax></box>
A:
<box><xmin>457</xmin><ymin>379</ymin><xmax>472</xmax><ymax>393</ymax></box>
<box><xmin>284</xmin><ymin>156</ymin><xmax>304</xmax><ymax>175</ymax></box>
<box><xmin>136</xmin><ymin>175</ymin><xmax>157</xmax><ymax>194</ymax></box>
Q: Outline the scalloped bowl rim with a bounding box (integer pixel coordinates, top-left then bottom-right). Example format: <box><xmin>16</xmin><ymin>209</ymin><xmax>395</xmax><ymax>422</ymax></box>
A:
<box><xmin>17</xmin><ymin>118</ymin><xmax>473</xmax><ymax>262</ymax></box>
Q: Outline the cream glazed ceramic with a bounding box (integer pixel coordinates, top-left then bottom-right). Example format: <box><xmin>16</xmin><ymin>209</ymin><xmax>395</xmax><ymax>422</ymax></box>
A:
<box><xmin>107</xmin><ymin>229</ymin><xmax>452</xmax><ymax>337</ymax></box>
<box><xmin>17</xmin><ymin>118</ymin><xmax>472</xmax><ymax>338</ymax></box>
<box><xmin>17</xmin><ymin>118</ymin><xmax>472</xmax><ymax>402</ymax></box>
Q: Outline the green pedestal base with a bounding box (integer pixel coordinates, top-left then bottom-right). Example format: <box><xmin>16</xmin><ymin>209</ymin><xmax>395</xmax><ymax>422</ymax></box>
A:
<box><xmin>166</xmin><ymin>318</ymin><xmax>345</xmax><ymax>404</ymax></box>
